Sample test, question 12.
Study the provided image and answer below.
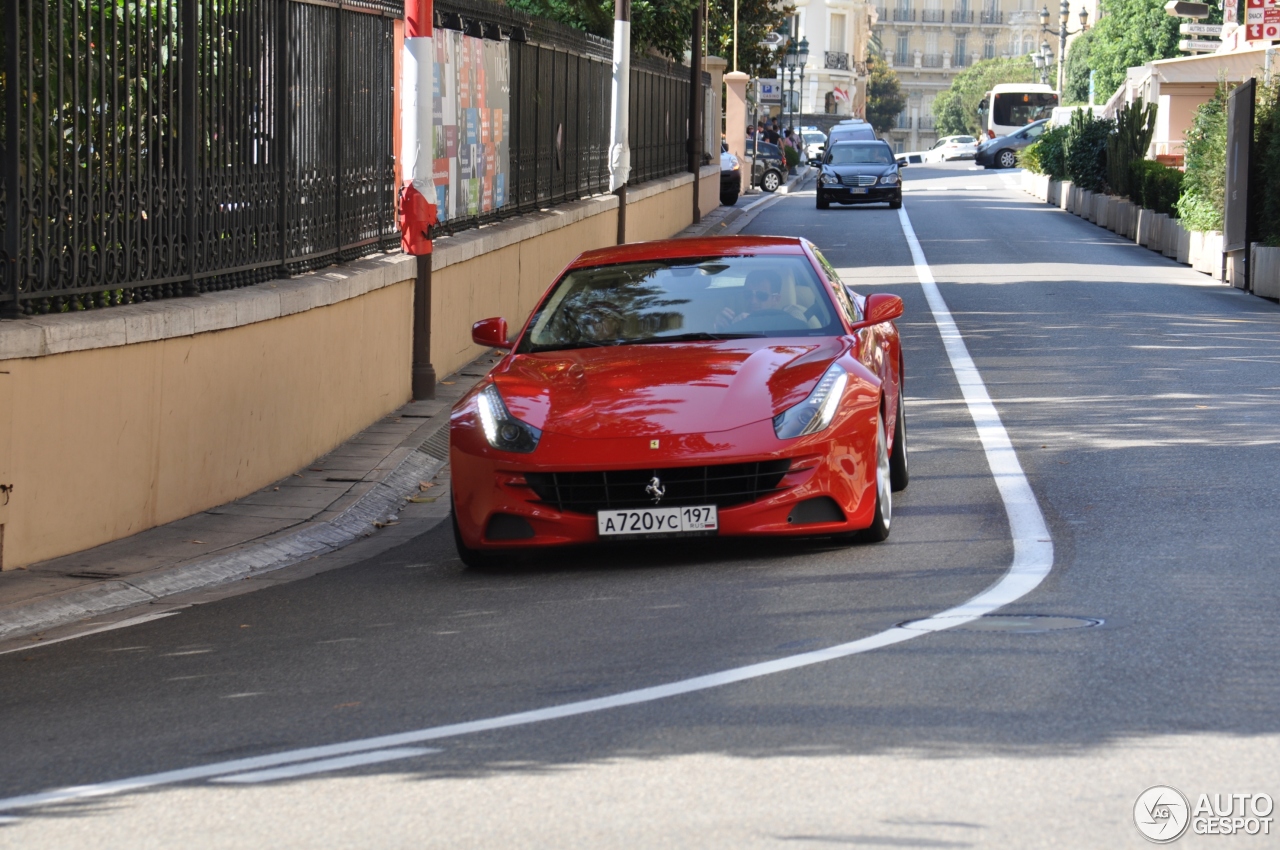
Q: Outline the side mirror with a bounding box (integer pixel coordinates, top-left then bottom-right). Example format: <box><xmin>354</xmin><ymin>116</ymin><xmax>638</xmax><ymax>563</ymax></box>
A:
<box><xmin>850</xmin><ymin>294</ymin><xmax>904</xmax><ymax>330</ymax></box>
<box><xmin>472</xmin><ymin>317</ymin><xmax>512</xmax><ymax>349</ymax></box>
<box><xmin>896</xmin><ymin>157</ymin><xmax>909</xmax><ymax>167</ymax></box>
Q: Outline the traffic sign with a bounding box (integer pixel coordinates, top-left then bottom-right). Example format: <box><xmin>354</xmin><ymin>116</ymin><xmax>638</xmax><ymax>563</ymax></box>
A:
<box><xmin>1179</xmin><ymin>22</ymin><xmax>1223</xmax><ymax>33</ymax></box>
<box><xmin>1179</xmin><ymin>38</ymin><xmax>1223</xmax><ymax>50</ymax></box>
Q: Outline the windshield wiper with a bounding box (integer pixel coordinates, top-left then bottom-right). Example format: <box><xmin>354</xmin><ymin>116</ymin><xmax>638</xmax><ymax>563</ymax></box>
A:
<box><xmin>627</xmin><ymin>332</ymin><xmax>766</xmax><ymax>345</ymax></box>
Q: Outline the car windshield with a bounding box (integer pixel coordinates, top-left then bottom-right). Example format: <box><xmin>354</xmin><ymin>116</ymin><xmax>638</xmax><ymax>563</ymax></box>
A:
<box><xmin>519</xmin><ymin>255</ymin><xmax>842</xmax><ymax>353</ymax></box>
<box><xmin>828</xmin><ymin>145</ymin><xmax>894</xmax><ymax>165</ymax></box>
<box><xmin>803</xmin><ymin>133</ymin><xmax>825</xmax><ymax>144</ymax></box>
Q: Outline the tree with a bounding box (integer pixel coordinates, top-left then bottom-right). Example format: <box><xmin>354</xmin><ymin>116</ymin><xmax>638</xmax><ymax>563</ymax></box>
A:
<box><xmin>931</xmin><ymin>55</ymin><xmax>1036</xmax><ymax>137</ymax></box>
<box><xmin>1062</xmin><ymin>29</ymin><xmax>1094</xmax><ymax>106</ymax></box>
<box><xmin>506</xmin><ymin>0</ymin><xmax>791</xmax><ymax>67</ymax></box>
<box><xmin>865</xmin><ymin>57</ymin><xmax>906</xmax><ymax>136</ymax></box>
<box><xmin>1087</xmin><ymin>0</ymin><xmax>1220</xmax><ymax>101</ymax></box>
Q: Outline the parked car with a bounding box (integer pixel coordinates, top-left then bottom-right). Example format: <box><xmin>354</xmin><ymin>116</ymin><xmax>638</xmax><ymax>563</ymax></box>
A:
<box><xmin>925</xmin><ymin>135</ymin><xmax>979</xmax><ymax>161</ymax></box>
<box><xmin>975</xmin><ymin>119</ymin><xmax>1049</xmax><ymax>169</ymax></box>
<box><xmin>816</xmin><ymin>140</ymin><xmax>903</xmax><ymax>210</ymax></box>
<box><xmin>801</xmin><ymin>130</ymin><xmax>827</xmax><ymax>164</ymax></box>
<box><xmin>720</xmin><ymin>145</ymin><xmax>742</xmax><ymax>205</ymax></box>
<box><xmin>451</xmin><ymin>236</ymin><xmax>908</xmax><ymax>567</ymax></box>
<box><xmin>746</xmin><ymin>139</ymin><xmax>787</xmax><ymax>192</ymax></box>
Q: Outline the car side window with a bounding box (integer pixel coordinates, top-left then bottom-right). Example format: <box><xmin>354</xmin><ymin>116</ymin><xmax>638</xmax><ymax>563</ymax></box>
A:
<box><xmin>811</xmin><ymin>248</ymin><xmax>861</xmax><ymax>326</ymax></box>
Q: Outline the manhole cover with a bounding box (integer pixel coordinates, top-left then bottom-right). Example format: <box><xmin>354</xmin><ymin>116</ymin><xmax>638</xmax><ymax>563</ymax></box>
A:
<box><xmin>898</xmin><ymin>614</ymin><xmax>1102</xmax><ymax>634</ymax></box>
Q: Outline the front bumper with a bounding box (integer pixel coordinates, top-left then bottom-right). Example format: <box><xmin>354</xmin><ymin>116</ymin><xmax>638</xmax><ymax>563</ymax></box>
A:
<box><xmin>817</xmin><ymin>184</ymin><xmax>901</xmax><ymax>204</ymax></box>
<box><xmin>450</xmin><ymin>416</ymin><xmax>881</xmax><ymax>552</ymax></box>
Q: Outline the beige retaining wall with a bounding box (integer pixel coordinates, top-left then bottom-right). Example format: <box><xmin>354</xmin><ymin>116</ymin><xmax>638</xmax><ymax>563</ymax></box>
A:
<box><xmin>0</xmin><ymin>167</ymin><xmax>717</xmax><ymax>570</ymax></box>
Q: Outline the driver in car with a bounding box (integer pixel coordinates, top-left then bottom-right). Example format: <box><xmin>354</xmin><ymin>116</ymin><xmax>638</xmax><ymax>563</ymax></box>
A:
<box><xmin>717</xmin><ymin>269</ymin><xmax>808</xmax><ymax>330</ymax></box>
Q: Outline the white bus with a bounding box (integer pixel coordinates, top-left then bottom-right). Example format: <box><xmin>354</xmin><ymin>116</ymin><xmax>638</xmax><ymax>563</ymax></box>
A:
<box><xmin>977</xmin><ymin>83</ymin><xmax>1059</xmax><ymax>138</ymax></box>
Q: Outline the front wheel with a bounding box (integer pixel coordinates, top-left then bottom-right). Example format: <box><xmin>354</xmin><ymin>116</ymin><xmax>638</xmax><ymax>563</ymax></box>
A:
<box><xmin>816</xmin><ymin>190</ymin><xmax>830</xmax><ymax>210</ymax></box>
<box><xmin>890</xmin><ymin>387</ymin><xmax>909</xmax><ymax>491</ymax></box>
<box><xmin>996</xmin><ymin>149</ymin><xmax>1018</xmax><ymax>169</ymax></box>
<box><xmin>760</xmin><ymin>169</ymin><xmax>783</xmax><ymax>192</ymax></box>
<box><xmin>721</xmin><ymin>191</ymin><xmax>739</xmax><ymax>206</ymax></box>
<box><xmin>861</xmin><ymin>412</ymin><xmax>892</xmax><ymax>542</ymax></box>
<box><xmin>889</xmin><ymin>196</ymin><xmax>902</xmax><ymax>210</ymax></box>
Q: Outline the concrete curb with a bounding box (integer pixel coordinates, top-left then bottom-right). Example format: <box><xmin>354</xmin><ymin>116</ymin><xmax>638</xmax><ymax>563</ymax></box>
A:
<box><xmin>0</xmin><ymin>425</ymin><xmax>450</xmax><ymax>643</ymax></box>
<box><xmin>681</xmin><ymin>169</ymin><xmax>812</xmax><ymax>239</ymax></box>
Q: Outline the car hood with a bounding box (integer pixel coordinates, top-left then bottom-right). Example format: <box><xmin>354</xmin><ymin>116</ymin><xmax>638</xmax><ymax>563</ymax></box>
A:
<box><xmin>491</xmin><ymin>338</ymin><xmax>847</xmax><ymax>439</ymax></box>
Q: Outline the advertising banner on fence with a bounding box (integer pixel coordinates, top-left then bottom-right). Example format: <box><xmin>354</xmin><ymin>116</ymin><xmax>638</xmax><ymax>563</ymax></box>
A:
<box><xmin>431</xmin><ymin>31</ymin><xmax>511</xmax><ymax>223</ymax></box>
<box><xmin>1245</xmin><ymin>0</ymin><xmax>1280</xmax><ymax>41</ymax></box>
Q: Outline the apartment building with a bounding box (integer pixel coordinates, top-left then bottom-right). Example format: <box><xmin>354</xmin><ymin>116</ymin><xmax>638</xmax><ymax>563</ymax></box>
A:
<box><xmin>873</xmin><ymin>0</ymin><xmax>1096</xmax><ymax>152</ymax></box>
<box><xmin>778</xmin><ymin>2</ymin><xmax>878</xmax><ymax>120</ymax></box>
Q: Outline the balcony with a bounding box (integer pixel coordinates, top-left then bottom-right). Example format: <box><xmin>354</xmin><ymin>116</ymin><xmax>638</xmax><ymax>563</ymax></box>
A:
<box><xmin>952</xmin><ymin>52</ymin><xmax>970</xmax><ymax>67</ymax></box>
<box><xmin>894</xmin><ymin>51</ymin><xmax>912</xmax><ymax>66</ymax></box>
<box><xmin>824</xmin><ymin>51</ymin><xmax>851</xmax><ymax>71</ymax></box>
<box><xmin>892</xmin><ymin>8</ymin><xmax>916</xmax><ymax>22</ymax></box>
<box><xmin>896</xmin><ymin>114</ymin><xmax>911</xmax><ymax>129</ymax></box>
<box><xmin>920</xmin><ymin>116</ymin><xmax>936</xmax><ymax>130</ymax></box>
<box><xmin>951</xmin><ymin>9</ymin><xmax>974</xmax><ymax>23</ymax></box>
<box><xmin>921</xmin><ymin>53</ymin><xmax>944</xmax><ymax>67</ymax></box>
<box><xmin>874</xmin><ymin>7</ymin><xmax>887</xmax><ymax>21</ymax></box>
<box><xmin>922</xmin><ymin>8</ymin><xmax>946</xmax><ymax>22</ymax></box>
<box><xmin>979</xmin><ymin>10</ymin><xmax>1003</xmax><ymax>24</ymax></box>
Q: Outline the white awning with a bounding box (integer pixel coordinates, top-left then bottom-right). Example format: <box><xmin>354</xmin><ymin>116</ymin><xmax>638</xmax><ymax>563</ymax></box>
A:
<box><xmin>1149</xmin><ymin>46</ymin><xmax>1272</xmax><ymax>85</ymax></box>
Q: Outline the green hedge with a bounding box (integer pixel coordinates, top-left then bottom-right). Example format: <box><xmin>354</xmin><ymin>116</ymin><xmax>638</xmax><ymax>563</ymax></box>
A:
<box><xmin>1064</xmin><ymin>109</ymin><xmax>1114</xmax><ymax>191</ymax></box>
<box><xmin>1021</xmin><ymin>125</ymin><xmax>1069</xmax><ymax>180</ymax></box>
<box><xmin>1131</xmin><ymin>160</ymin><xmax>1183</xmax><ymax>217</ymax></box>
<box><xmin>1177</xmin><ymin>83</ymin><xmax>1227</xmax><ymax>232</ymax></box>
<box><xmin>1252</xmin><ymin>80</ymin><xmax>1280</xmax><ymax>247</ymax></box>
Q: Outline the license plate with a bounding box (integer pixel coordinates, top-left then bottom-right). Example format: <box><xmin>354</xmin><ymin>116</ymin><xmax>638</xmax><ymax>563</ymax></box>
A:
<box><xmin>850</xmin><ymin>187</ymin><xmax>868</xmax><ymax>194</ymax></box>
<box><xmin>597</xmin><ymin>505</ymin><xmax>718</xmax><ymax>538</ymax></box>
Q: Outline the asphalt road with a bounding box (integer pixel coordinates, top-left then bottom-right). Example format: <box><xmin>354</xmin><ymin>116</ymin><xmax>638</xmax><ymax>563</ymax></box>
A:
<box><xmin>3</xmin><ymin>163</ymin><xmax>1278</xmax><ymax>849</ymax></box>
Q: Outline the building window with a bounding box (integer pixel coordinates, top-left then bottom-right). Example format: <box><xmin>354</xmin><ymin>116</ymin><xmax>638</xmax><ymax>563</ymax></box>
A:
<box><xmin>984</xmin><ymin>36</ymin><xmax>996</xmax><ymax>59</ymax></box>
<box><xmin>896</xmin><ymin>33</ymin><xmax>911</xmax><ymax>65</ymax></box>
<box><xmin>830</xmin><ymin>13</ymin><xmax>846</xmax><ymax>53</ymax></box>
<box><xmin>925</xmin><ymin>31</ymin><xmax>938</xmax><ymax>54</ymax></box>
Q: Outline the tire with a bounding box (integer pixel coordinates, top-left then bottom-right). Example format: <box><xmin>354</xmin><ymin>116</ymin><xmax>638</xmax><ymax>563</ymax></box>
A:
<box><xmin>721</xmin><ymin>191</ymin><xmax>739</xmax><ymax>206</ymax></box>
<box><xmin>760</xmin><ymin>169</ymin><xmax>782</xmax><ymax>193</ymax></box>
<box><xmin>861</xmin><ymin>411</ymin><xmax>892</xmax><ymax>542</ymax></box>
<box><xmin>889</xmin><ymin>196</ymin><xmax>902</xmax><ymax>210</ymax></box>
<box><xmin>816</xmin><ymin>190</ymin><xmax>830</xmax><ymax>210</ymax></box>
<box><xmin>996</xmin><ymin>148</ymin><xmax>1018</xmax><ymax>169</ymax></box>
<box><xmin>890</xmin><ymin>387</ymin><xmax>909</xmax><ymax>492</ymax></box>
<box><xmin>451</xmin><ymin>500</ymin><xmax>502</xmax><ymax>570</ymax></box>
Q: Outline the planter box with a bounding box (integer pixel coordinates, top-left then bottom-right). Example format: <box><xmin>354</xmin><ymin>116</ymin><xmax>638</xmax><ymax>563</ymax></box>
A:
<box><xmin>1162</xmin><ymin>220</ymin><xmax>1182</xmax><ymax>258</ymax></box>
<box><xmin>1048</xmin><ymin>180</ymin><xmax>1061</xmax><ymax>206</ymax></box>
<box><xmin>1116</xmin><ymin>201</ymin><xmax>1134</xmax><ymax>237</ymax></box>
<box><xmin>1252</xmin><ymin>245</ymin><xmax>1280</xmax><ymax>299</ymax></box>
<box><xmin>1193</xmin><ymin>231</ymin><xmax>1224</xmax><ymax>279</ymax></box>
<box><xmin>1177</xmin><ymin>227</ymin><xmax>1192</xmax><ymax>264</ymax></box>
<box><xmin>1059</xmin><ymin>181</ymin><xmax>1073</xmax><ymax>212</ymax></box>
<box><xmin>1096</xmin><ymin>194</ymin><xmax>1111</xmax><ymax>229</ymax></box>
<box><xmin>1188</xmin><ymin>231</ymin><xmax>1204</xmax><ymax>269</ymax></box>
<box><xmin>1075</xmin><ymin>190</ymin><xmax>1089</xmax><ymax>218</ymax></box>
<box><xmin>1024</xmin><ymin>172</ymin><xmax>1050</xmax><ymax>201</ymax></box>
<box><xmin>1128</xmin><ymin>205</ymin><xmax>1142</xmax><ymax>241</ymax></box>
<box><xmin>1136</xmin><ymin>209</ymin><xmax>1153</xmax><ymax>246</ymax></box>
<box><xmin>1151</xmin><ymin>214</ymin><xmax>1169</xmax><ymax>251</ymax></box>
<box><xmin>1106</xmin><ymin>198</ymin><xmax>1123</xmax><ymax>233</ymax></box>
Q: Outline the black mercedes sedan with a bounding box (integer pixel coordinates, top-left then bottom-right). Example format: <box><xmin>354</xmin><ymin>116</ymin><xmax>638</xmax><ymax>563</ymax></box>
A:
<box><xmin>816</xmin><ymin>141</ymin><xmax>903</xmax><ymax>210</ymax></box>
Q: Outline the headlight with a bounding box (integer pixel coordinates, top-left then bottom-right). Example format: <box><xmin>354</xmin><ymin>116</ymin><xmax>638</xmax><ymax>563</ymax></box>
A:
<box><xmin>879</xmin><ymin>173</ymin><xmax>900</xmax><ymax>185</ymax></box>
<box><xmin>820</xmin><ymin>173</ymin><xmax>839</xmax><ymax>184</ymax></box>
<box><xmin>475</xmin><ymin>384</ymin><xmax>541</xmax><ymax>453</ymax></box>
<box><xmin>773</xmin><ymin>364</ymin><xmax>849</xmax><ymax>440</ymax></box>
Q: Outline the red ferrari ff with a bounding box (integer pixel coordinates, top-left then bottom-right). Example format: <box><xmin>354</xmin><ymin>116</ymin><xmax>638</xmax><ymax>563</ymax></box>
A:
<box><xmin>449</xmin><ymin>236</ymin><xmax>908</xmax><ymax>567</ymax></box>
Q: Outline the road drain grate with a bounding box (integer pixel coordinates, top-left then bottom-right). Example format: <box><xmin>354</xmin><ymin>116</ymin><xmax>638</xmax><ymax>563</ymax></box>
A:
<box><xmin>898</xmin><ymin>614</ymin><xmax>1103</xmax><ymax>634</ymax></box>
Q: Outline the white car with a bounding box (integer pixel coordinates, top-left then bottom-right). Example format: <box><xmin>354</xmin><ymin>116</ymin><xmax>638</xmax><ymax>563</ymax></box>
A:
<box><xmin>801</xmin><ymin>130</ymin><xmax>827</xmax><ymax>164</ymax></box>
<box><xmin>925</xmin><ymin>135</ymin><xmax>979</xmax><ymax>161</ymax></box>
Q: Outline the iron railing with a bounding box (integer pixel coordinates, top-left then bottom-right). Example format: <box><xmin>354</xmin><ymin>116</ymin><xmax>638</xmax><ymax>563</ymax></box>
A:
<box><xmin>980</xmin><ymin>10</ymin><xmax>1004</xmax><ymax>24</ymax></box>
<box><xmin>922</xmin><ymin>53</ymin><xmax>944</xmax><ymax>67</ymax></box>
<box><xmin>1</xmin><ymin>0</ymin><xmax>703</xmax><ymax>316</ymax></box>
<box><xmin>1</xmin><ymin>0</ymin><xmax>401</xmax><ymax>317</ymax></box>
<box><xmin>952</xmin><ymin>9</ymin><xmax>975</xmax><ymax>23</ymax></box>
<box><xmin>922</xmin><ymin>9</ymin><xmax>947</xmax><ymax>22</ymax></box>
<box><xmin>824</xmin><ymin>51</ymin><xmax>850</xmax><ymax>71</ymax></box>
<box><xmin>892</xmin><ymin>8</ymin><xmax>916</xmax><ymax>22</ymax></box>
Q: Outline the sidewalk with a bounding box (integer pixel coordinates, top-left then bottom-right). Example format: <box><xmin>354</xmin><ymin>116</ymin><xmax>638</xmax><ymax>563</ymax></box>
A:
<box><xmin>0</xmin><ymin>175</ymin><xmax>810</xmax><ymax>647</ymax></box>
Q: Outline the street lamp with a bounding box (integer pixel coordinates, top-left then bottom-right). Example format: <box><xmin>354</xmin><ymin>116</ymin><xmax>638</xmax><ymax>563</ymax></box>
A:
<box><xmin>796</xmin><ymin>37</ymin><xmax>810</xmax><ymax>130</ymax></box>
<box><xmin>1032</xmin><ymin>52</ymin><xmax>1048</xmax><ymax>86</ymax></box>
<box><xmin>1040</xmin><ymin>0</ymin><xmax>1089</xmax><ymax>94</ymax></box>
<box><xmin>782</xmin><ymin>40</ymin><xmax>799</xmax><ymax>131</ymax></box>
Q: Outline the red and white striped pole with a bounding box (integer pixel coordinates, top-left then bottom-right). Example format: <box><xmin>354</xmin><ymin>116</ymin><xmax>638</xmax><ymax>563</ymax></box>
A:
<box><xmin>401</xmin><ymin>0</ymin><xmax>438</xmax><ymax>399</ymax></box>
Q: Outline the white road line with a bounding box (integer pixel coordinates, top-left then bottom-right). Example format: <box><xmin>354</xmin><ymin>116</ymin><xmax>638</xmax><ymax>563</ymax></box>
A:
<box><xmin>0</xmin><ymin>207</ymin><xmax>1054</xmax><ymax>815</ymax></box>
<box><xmin>212</xmin><ymin>748</ymin><xmax>439</xmax><ymax>784</ymax></box>
<box><xmin>0</xmin><ymin>611</ymin><xmax>181</xmax><ymax>656</ymax></box>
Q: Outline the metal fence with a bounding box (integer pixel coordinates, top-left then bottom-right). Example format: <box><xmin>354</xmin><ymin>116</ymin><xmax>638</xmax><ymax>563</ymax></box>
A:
<box><xmin>1</xmin><ymin>0</ymin><xmax>402</xmax><ymax>317</ymax></box>
<box><xmin>432</xmin><ymin>0</ymin><xmax>697</xmax><ymax>236</ymax></box>
<box><xmin>0</xmin><ymin>0</ymin><xmax>703</xmax><ymax>315</ymax></box>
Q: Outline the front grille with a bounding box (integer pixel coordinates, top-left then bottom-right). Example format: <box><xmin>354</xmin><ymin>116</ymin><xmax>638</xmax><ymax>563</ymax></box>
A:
<box><xmin>525</xmin><ymin>460</ymin><xmax>793</xmax><ymax>514</ymax></box>
<box><xmin>842</xmin><ymin>174</ymin><xmax>877</xmax><ymax>187</ymax></box>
